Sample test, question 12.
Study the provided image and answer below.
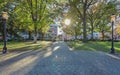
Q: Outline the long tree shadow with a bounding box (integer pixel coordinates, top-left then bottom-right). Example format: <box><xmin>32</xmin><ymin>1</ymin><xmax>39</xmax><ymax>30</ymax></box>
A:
<box><xmin>0</xmin><ymin>41</ymin><xmax>54</xmax><ymax>74</ymax></box>
<box><xmin>0</xmin><ymin>50</ymin><xmax>46</xmax><ymax>67</ymax></box>
<box><xmin>4</xmin><ymin>41</ymin><xmax>120</xmax><ymax>75</ymax></box>
<box><xmin>8</xmin><ymin>41</ymin><xmax>73</xmax><ymax>75</ymax></box>
<box><xmin>70</xmin><ymin>41</ymin><xmax>118</xmax><ymax>52</ymax></box>
<box><xmin>0</xmin><ymin>41</ymin><xmax>52</xmax><ymax>67</ymax></box>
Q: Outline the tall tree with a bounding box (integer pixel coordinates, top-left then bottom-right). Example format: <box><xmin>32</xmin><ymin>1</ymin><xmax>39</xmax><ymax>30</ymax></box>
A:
<box><xmin>69</xmin><ymin>0</ymin><xmax>97</xmax><ymax>42</ymax></box>
<box><xmin>18</xmin><ymin>0</ymin><xmax>54</xmax><ymax>43</ymax></box>
<box><xmin>87</xmin><ymin>3</ymin><xmax>102</xmax><ymax>40</ymax></box>
<box><xmin>97</xmin><ymin>1</ymin><xmax>117</xmax><ymax>40</ymax></box>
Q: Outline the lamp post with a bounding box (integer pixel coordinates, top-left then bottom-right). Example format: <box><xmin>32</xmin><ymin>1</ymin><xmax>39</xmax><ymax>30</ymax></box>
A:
<box><xmin>2</xmin><ymin>12</ymin><xmax>8</xmax><ymax>54</ymax></box>
<box><xmin>110</xmin><ymin>14</ymin><xmax>115</xmax><ymax>54</ymax></box>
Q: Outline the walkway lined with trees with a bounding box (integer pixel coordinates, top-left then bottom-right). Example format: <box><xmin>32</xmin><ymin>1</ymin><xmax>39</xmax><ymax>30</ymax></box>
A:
<box><xmin>0</xmin><ymin>41</ymin><xmax>120</xmax><ymax>75</ymax></box>
<box><xmin>0</xmin><ymin>0</ymin><xmax>119</xmax><ymax>43</ymax></box>
<box><xmin>0</xmin><ymin>0</ymin><xmax>120</xmax><ymax>75</ymax></box>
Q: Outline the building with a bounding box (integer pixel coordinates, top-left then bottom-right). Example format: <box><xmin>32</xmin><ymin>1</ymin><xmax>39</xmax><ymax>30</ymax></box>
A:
<box><xmin>48</xmin><ymin>24</ymin><xmax>63</xmax><ymax>40</ymax></box>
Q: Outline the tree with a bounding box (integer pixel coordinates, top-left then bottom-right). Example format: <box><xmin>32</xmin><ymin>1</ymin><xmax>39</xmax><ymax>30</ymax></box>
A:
<box><xmin>87</xmin><ymin>3</ymin><xmax>102</xmax><ymax>40</ymax></box>
<box><xmin>38</xmin><ymin>16</ymin><xmax>52</xmax><ymax>40</ymax></box>
<box><xmin>69</xmin><ymin>0</ymin><xmax>97</xmax><ymax>42</ymax></box>
<box><xmin>115</xmin><ymin>25</ymin><xmax>120</xmax><ymax>39</ymax></box>
<box><xmin>17</xmin><ymin>0</ymin><xmax>55</xmax><ymax>43</ymax></box>
<box><xmin>97</xmin><ymin>1</ymin><xmax>117</xmax><ymax>40</ymax></box>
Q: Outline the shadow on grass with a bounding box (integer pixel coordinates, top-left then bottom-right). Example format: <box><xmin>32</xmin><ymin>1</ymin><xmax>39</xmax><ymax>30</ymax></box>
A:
<box><xmin>8</xmin><ymin>41</ymin><xmax>71</xmax><ymax>75</ymax></box>
<box><xmin>6</xmin><ymin>41</ymin><xmax>120</xmax><ymax>75</ymax></box>
<box><xmin>0</xmin><ymin>41</ymin><xmax>59</xmax><ymax>74</ymax></box>
<box><xmin>0</xmin><ymin>42</ymin><xmax>53</xmax><ymax>71</ymax></box>
<box><xmin>9</xmin><ymin>45</ymin><xmax>42</xmax><ymax>52</ymax></box>
<box><xmin>0</xmin><ymin>41</ymin><xmax>52</xmax><ymax>52</ymax></box>
<box><xmin>68</xmin><ymin>41</ymin><xmax>120</xmax><ymax>52</ymax></box>
<box><xmin>0</xmin><ymin>45</ymin><xmax>43</xmax><ymax>52</ymax></box>
<box><xmin>0</xmin><ymin>41</ymin><xmax>120</xmax><ymax>75</ymax></box>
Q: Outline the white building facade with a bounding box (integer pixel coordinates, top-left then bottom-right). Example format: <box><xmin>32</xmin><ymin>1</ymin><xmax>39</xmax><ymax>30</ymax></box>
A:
<box><xmin>48</xmin><ymin>24</ymin><xmax>63</xmax><ymax>40</ymax></box>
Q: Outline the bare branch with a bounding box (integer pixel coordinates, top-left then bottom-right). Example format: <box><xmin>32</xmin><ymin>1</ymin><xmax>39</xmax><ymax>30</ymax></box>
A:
<box><xmin>74</xmin><ymin>4</ymin><xmax>83</xmax><ymax>19</ymax></box>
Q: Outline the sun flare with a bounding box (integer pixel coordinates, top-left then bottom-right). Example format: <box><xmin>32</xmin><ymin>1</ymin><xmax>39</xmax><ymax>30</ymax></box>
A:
<box><xmin>65</xmin><ymin>19</ymin><xmax>70</xmax><ymax>25</ymax></box>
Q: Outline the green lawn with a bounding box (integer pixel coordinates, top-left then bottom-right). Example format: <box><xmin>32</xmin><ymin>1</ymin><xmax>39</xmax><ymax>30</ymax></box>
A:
<box><xmin>0</xmin><ymin>41</ymin><xmax>52</xmax><ymax>52</ymax></box>
<box><xmin>67</xmin><ymin>41</ymin><xmax>120</xmax><ymax>52</ymax></box>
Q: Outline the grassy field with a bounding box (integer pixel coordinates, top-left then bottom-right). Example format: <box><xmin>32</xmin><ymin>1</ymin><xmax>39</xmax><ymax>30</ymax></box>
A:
<box><xmin>67</xmin><ymin>41</ymin><xmax>120</xmax><ymax>52</ymax></box>
<box><xmin>0</xmin><ymin>41</ymin><xmax>52</xmax><ymax>52</ymax></box>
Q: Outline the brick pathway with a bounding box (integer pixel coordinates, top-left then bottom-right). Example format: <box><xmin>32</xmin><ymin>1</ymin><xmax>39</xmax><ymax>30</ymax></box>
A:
<box><xmin>0</xmin><ymin>41</ymin><xmax>120</xmax><ymax>75</ymax></box>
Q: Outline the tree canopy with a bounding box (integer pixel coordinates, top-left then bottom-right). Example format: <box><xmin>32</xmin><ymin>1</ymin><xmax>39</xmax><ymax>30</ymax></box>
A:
<box><xmin>0</xmin><ymin>0</ymin><xmax>119</xmax><ymax>42</ymax></box>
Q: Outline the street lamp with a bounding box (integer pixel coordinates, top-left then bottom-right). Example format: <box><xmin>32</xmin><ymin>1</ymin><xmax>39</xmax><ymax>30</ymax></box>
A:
<box><xmin>2</xmin><ymin>12</ymin><xmax>8</xmax><ymax>54</ymax></box>
<box><xmin>110</xmin><ymin>14</ymin><xmax>115</xmax><ymax>54</ymax></box>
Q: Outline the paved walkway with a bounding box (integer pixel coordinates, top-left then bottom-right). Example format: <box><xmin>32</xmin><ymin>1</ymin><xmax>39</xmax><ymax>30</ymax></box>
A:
<box><xmin>0</xmin><ymin>41</ymin><xmax>120</xmax><ymax>75</ymax></box>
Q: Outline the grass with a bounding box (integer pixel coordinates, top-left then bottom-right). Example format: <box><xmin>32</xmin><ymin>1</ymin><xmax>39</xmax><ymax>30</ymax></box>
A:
<box><xmin>0</xmin><ymin>41</ymin><xmax>52</xmax><ymax>52</ymax></box>
<box><xmin>67</xmin><ymin>41</ymin><xmax>120</xmax><ymax>52</ymax></box>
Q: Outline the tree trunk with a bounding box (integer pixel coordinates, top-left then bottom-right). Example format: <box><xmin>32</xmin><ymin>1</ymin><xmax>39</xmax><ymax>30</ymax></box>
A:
<box><xmin>83</xmin><ymin>17</ymin><xmax>87</xmax><ymax>42</ymax></box>
<box><xmin>41</xmin><ymin>33</ymin><xmax>44</xmax><ymax>41</ymax></box>
<box><xmin>83</xmin><ymin>7</ymin><xmax>87</xmax><ymax>42</ymax></box>
<box><xmin>91</xmin><ymin>30</ymin><xmax>94</xmax><ymax>40</ymax></box>
<box><xmin>33</xmin><ymin>25</ymin><xmax>37</xmax><ymax>43</ymax></box>
<box><xmin>28</xmin><ymin>31</ymin><xmax>32</xmax><ymax>40</ymax></box>
<box><xmin>34</xmin><ymin>33</ymin><xmax>37</xmax><ymax>43</ymax></box>
<box><xmin>91</xmin><ymin>25</ymin><xmax>94</xmax><ymax>40</ymax></box>
<box><xmin>101</xmin><ymin>31</ymin><xmax>105</xmax><ymax>41</ymax></box>
<box><xmin>75</xmin><ymin>27</ymin><xmax>77</xmax><ymax>40</ymax></box>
